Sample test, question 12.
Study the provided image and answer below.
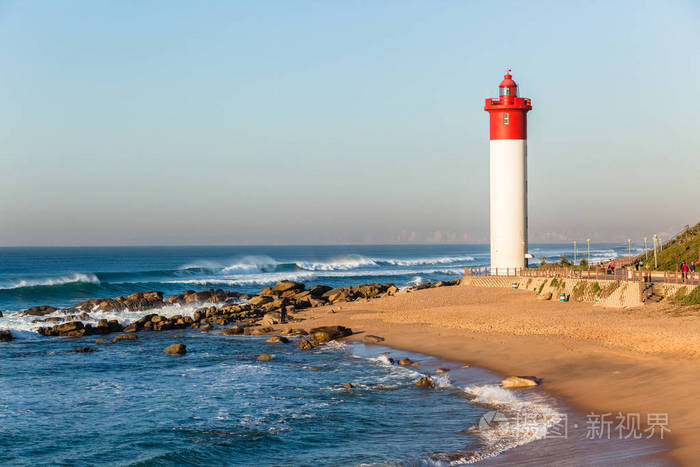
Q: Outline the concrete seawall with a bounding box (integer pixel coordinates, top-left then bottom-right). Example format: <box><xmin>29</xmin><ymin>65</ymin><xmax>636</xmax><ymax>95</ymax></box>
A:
<box><xmin>461</xmin><ymin>275</ymin><xmax>697</xmax><ymax>309</ymax></box>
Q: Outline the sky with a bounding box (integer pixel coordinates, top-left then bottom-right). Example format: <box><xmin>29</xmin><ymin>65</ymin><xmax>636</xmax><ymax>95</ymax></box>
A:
<box><xmin>0</xmin><ymin>0</ymin><xmax>698</xmax><ymax>246</ymax></box>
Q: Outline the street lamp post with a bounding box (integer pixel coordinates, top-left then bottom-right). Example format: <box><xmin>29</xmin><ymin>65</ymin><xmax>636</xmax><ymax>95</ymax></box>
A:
<box><xmin>644</xmin><ymin>237</ymin><xmax>648</xmax><ymax>263</ymax></box>
<box><xmin>653</xmin><ymin>234</ymin><xmax>658</xmax><ymax>269</ymax></box>
<box><xmin>574</xmin><ymin>240</ymin><xmax>577</xmax><ymax>265</ymax></box>
<box><xmin>586</xmin><ymin>238</ymin><xmax>591</xmax><ymax>265</ymax></box>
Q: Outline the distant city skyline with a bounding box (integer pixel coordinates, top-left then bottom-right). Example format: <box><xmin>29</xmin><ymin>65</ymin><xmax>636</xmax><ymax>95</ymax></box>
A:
<box><xmin>1</xmin><ymin>0</ymin><xmax>698</xmax><ymax>246</ymax></box>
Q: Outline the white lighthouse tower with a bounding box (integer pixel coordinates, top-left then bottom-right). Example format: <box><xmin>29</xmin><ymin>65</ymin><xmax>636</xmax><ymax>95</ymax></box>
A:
<box><xmin>484</xmin><ymin>70</ymin><xmax>532</xmax><ymax>274</ymax></box>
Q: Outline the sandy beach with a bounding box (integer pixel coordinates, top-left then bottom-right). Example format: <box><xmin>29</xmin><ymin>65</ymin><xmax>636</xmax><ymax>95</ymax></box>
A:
<box><xmin>282</xmin><ymin>284</ymin><xmax>700</xmax><ymax>465</ymax></box>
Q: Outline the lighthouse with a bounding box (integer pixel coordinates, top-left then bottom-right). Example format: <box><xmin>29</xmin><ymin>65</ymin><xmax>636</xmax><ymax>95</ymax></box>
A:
<box><xmin>484</xmin><ymin>70</ymin><xmax>532</xmax><ymax>274</ymax></box>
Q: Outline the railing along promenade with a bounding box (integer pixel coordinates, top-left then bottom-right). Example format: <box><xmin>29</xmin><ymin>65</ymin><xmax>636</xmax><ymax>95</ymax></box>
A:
<box><xmin>464</xmin><ymin>265</ymin><xmax>699</xmax><ymax>286</ymax></box>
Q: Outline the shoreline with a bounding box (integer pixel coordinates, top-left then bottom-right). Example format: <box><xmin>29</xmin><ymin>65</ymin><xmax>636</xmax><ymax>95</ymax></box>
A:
<box><xmin>276</xmin><ymin>285</ymin><xmax>699</xmax><ymax>465</ymax></box>
<box><xmin>3</xmin><ymin>278</ymin><xmax>697</xmax><ymax>464</ymax></box>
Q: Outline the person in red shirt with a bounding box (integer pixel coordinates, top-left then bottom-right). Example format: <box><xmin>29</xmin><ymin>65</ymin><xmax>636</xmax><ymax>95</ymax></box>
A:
<box><xmin>681</xmin><ymin>261</ymin><xmax>689</xmax><ymax>283</ymax></box>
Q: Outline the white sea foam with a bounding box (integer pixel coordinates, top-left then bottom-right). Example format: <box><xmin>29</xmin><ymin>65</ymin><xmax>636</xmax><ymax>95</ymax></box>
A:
<box><xmin>0</xmin><ymin>273</ymin><xmax>100</xmax><ymax>290</ymax></box>
<box><xmin>381</xmin><ymin>255</ymin><xmax>475</xmax><ymax>266</ymax></box>
<box><xmin>460</xmin><ymin>383</ymin><xmax>564</xmax><ymax>463</ymax></box>
<box><xmin>295</xmin><ymin>255</ymin><xmax>378</xmax><ymax>271</ymax></box>
<box><xmin>221</xmin><ymin>256</ymin><xmax>278</xmax><ymax>273</ymax></box>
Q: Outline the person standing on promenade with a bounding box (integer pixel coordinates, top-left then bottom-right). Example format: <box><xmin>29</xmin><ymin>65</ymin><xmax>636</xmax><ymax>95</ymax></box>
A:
<box><xmin>681</xmin><ymin>261</ymin><xmax>689</xmax><ymax>283</ymax></box>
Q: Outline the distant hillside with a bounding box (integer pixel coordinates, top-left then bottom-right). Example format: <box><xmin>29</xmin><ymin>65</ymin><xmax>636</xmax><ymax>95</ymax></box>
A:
<box><xmin>636</xmin><ymin>222</ymin><xmax>700</xmax><ymax>270</ymax></box>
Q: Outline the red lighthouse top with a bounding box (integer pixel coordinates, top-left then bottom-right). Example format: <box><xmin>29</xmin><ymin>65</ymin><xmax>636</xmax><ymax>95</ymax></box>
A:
<box><xmin>484</xmin><ymin>69</ymin><xmax>532</xmax><ymax>140</ymax></box>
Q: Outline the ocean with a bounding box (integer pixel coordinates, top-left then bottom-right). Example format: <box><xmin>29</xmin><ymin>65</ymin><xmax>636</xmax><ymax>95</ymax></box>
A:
<box><xmin>0</xmin><ymin>243</ymin><xmax>647</xmax><ymax>465</ymax></box>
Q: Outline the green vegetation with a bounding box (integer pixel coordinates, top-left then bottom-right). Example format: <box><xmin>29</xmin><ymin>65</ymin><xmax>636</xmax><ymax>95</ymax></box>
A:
<box><xmin>572</xmin><ymin>281</ymin><xmax>587</xmax><ymax>301</ymax></box>
<box><xmin>670</xmin><ymin>286</ymin><xmax>700</xmax><ymax>306</ymax></box>
<box><xmin>606</xmin><ymin>281</ymin><xmax>619</xmax><ymax>296</ymax></box>
<box><xmin>526</xmin><ymin>278</ymin><xmax>532</xmax><ymax>288</ymax></box>
<box><xmin>634</xmin><ymin>222</ymin><xmax>700</xmax><ymax>270</ymax></box>
<box><xmin>537</xmin><ymin>280</ymin><xmax>546</xmax><ymax>294</ymax></box>
<box><xmin>559</xmin><ymin>254</ymin><xmax>572</xmax><ymax>266</ymax></box>
<box><xmin>550</xmin><ymin>278</ymin><xmax>559</xmax><ymax>287</ymax></box>
<box><xmin>579</xmin><ymin>258</ymin><xmax>588</xmax><ymax>267</ymax></box>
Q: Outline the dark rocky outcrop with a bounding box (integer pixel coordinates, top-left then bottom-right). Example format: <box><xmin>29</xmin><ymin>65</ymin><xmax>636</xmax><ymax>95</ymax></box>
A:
<box><xmin>164</xmin><ymin>289</ymin><xmax>239</xmax><ymax>305</ymax></box>
<box><xmin>398</xmin><ymin>358</ymin><xmax>414</xmax><ymax>366</ymax></box>
<box><xmin>309</xmin><ymin>325</ymin><xmax>352</xmax><ymax>344</ymax></box>
<box><xmin>22</xmin><ymin>305</ymin><xmax>57</xmax><ymax>316</ymax></box>
<box><xmin>71</xmin><ymin>298</ymin><xmax>124</xmax><ymax>313</ymax></box>
<box><xmin>70</xmin><ymin>347</ymin><xmax>95</xmax><ymax>353</ymax></box>
<box><xmin>0</xmin><ymin>330</ymin><xmax>13</xmax><ymax>341</ymax></box>
<box><xmin>116</xmin><ymin>291</ymin><xmax>164</xmax><ymax>311</ymax></box>
<box><xmin>163</xmin><ymin>343</ymin><xmax>187</xmax><ymax>355</ymax></box>
<box><xmin>38</xmin><ymin>321</ymin><xmax>89</xmax><ymax>337</ymax></box>
<box><xmin>257</xmin><ymin>353</ymin><xmax>274</xmax><ymax>361</ymax></box>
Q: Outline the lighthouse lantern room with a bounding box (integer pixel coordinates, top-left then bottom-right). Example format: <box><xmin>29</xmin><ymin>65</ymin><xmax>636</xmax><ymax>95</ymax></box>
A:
<box><xmin>484</xmin><ymin>70</ymin><xmax>532</xmax><ymax>274</ymax></box>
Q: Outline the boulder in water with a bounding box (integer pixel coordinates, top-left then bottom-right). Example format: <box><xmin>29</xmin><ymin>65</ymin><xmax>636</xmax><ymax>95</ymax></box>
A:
<box><xmin>299</xmin><ymin>338</ymin><xmax>313</xmax><ymax>350</ymax></box>
<box><xmin>113</xmin><ymin>334</ymin><xmax>138</xmax><ymax>343</ymax></box>
<box><xmin>163</xmin><ymin>344</ymin><xmax>187</xmax><ymax>355</ymax></box>
<box><xmin>70</xmin><ymin>347</ymin><xmax>95</xmax><ymax>353</ymax></box>
<box><xmin>309</xmin><ymin>325</ymin><xmax>352</xmax><ymax>344</ymax></box>
<box><xmin>0</xmin><ymin>330</ymin><xmax>13</xmax><ymax>341</ymax></box>
<box><xmin>416</xmin><ymin>376</ymin><xmax>435</xmax><ymax>388</ymax></box>
<box><xmin>265</xmin><ymin>336</ymin><xmax>289</xmax><ymax>344</ymax></box>
<box><xmin>398</xmin><ymin>358</ymin><xmax>413</xmax><ymax>366</ymax></box>
<box><xmin>257</xmin><ymin>353</ymin><xmax>274</xmax><ymax>361</ymax></box>
<box><xmin>501</xmin><ymin>376</ymin><xmax>541</xmax><ymax>388</ymax></box>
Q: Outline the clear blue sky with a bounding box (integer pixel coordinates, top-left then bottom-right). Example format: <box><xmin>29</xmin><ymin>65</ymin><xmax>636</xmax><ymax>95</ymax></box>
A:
<box><xmin>1</xmin><ymin>0</ymin><xmax>698</xmax><ymax>246</ymax></box>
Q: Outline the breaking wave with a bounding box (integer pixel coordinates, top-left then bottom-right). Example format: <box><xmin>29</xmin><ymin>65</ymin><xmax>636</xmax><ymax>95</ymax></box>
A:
<box><xmin>0</xmin><ymin>273</ymin><xmax>100</xmax><ymax>291</ymax></box>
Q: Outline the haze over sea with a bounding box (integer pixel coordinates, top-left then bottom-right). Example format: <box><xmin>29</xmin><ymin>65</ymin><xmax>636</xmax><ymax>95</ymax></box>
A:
<box><xmin>0</xmin><ymin>243</ymin><xmax>640</xmax><ymax>465</ymax></box>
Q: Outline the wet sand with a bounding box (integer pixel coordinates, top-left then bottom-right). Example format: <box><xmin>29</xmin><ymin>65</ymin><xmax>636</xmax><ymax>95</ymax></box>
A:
<box><xmin>283</xmin><ymin>285</ymin><xmax>700</xmax><ymax>465</ymax></box>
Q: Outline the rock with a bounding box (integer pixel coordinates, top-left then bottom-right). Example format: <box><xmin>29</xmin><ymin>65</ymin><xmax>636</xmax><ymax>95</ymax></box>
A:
<box><xmin>459</xmin><ymin>364</ymin><xmax>471</xmax><ymax>369</ymax></box>
<box><xmin>0</xmin><ymin>310</ymin><xmax>3</xmax><ymax>317</ymax></box>
<box><xmin>95</xmin><ymin>339</ymin><xmax>105</xmax><ymax>344</ymax></box>
<box><xmin>244</xmin><ymin>326</ymin><xmax>274</xmax><ymax>336</ymax></box>
<box><xmin>72</xmin><ymin>298</ymin><xmax>124</xmax><ymax>313</ymax></box>
<box><xmin>113</xmin><ymin>334</ymin><xmax>138</xmax><ymax>343</ymax></box>
<box><xmin>257</xmin><ymin>353</ymin><xmax>274</xmax><ymax>361</ymax></box>
<box><xmin>70</xmin><ymin>347</ymin><xmax>94</xmax><ymax>353</ymax></box>
<box><xmin>398</xmin><ymin>358</ymin><xmax>413</xmax><ymax>366</ymax></box>
<box><xmin>261</xmin><ymin>312</ymin><xmax>281</xmax><ymax>326</ymax></box>
<box><xmin>363</xmin><ymin>335</ymin><xmax>385</xmax><ymax>343</ymax></box>
<box><xmin>411</xmin><ymin>362</ymin><xmax>419</xmax><ymax>367</ymax></box>
<box><xmin>309</xmin><ymin>325</ymin><xmax>352</xmax><ymax>344</ymax></box>
<box><xmin>38</xmin><ymin>321</ymin><xmax>87</xmax><ymax>337</ymax></box>
<box><xmin>116</xmin><ymin>291</ymin><xmax>164</xmax><ymax>311</ymax></box>
<box><xmin>0</xmin><ymin>330</ymin><xmax>13</xmax><ymax>341</ymax></box>
<box><xmin>387</xmin><ymin>285</ymin><xmax>399</xmax><ymax>295</ymax></box>
<box><xmin>220</xmin><ymin>326</ymin><xmax>245</xmax><ymax>335</ymax></box>
<box><xmin>344</xmin><ymin>383</ymin><xmax>354</xmax><ymax>389</ymax></box>
<box><xmin>309</xmin><ymin>285</ymin><xmax>332</xmax><ymax>297</ymax></box>
<box><xmin>199</xmin><ymin>324</ymin><xmax>213</xmax><ymax>331</ymax></box>
<box><xmin>163</xmin><ymin>344</ymin><xmax>187</xmax><ymax>355</ymax></box>
<box><xmin>271</xmin><ymin>280</ymin><xmax>305</xmax><ymax>294</ymax></box>
<box><xmin>265</xmin><ymin>336</ymin><xmax>289</xmax><ymax>344</ymax></box>
<box><xmin>537</xmin><ymin>292</ymin><xmax>553</xmax><ymax>301</ymax></box>
<box><xmin>249</xmin><ymin>295</ymin><xmax>273</xmax><ymax>306</ymax></box>
<box><xmin>95</xmin><ymin>319</ymin><xmax>123</xmax><ymax>335</ymax></box>
<box><xmin>501</xmin><ymin>376</ymin><xmax>541</xmax><ymax>388</ymax></box>
<box><xmin>299</xmin><ymin>338</ymin><xmax>314</xmax><ymax>350</ymax></box>
<box><xmin>435</xmin><ymin>368</ymin><xmax>450</xmax><ymax>374</ymax></box>
<box><xmin>22</xmin><ymin>305</ymin><xmax>57</xmax><ymax>316</ymax></box>
<box><xmin>416</xmin><ymin>376</ymin><xmax>435</xmax><ymax>388</ymax></box>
